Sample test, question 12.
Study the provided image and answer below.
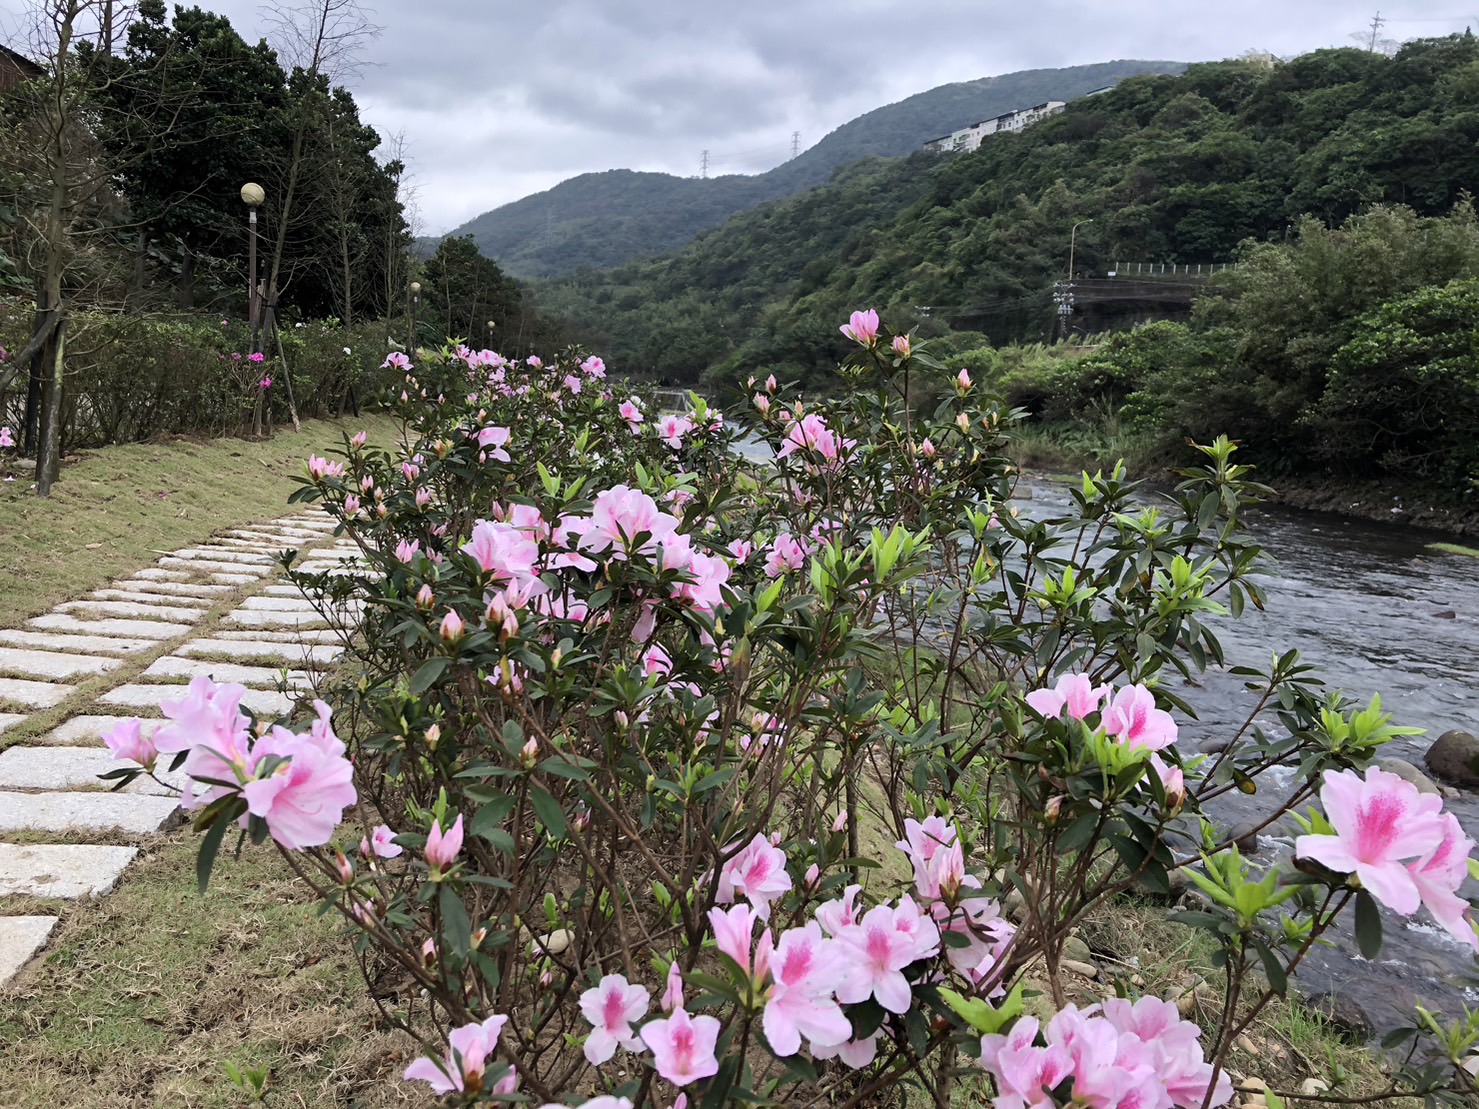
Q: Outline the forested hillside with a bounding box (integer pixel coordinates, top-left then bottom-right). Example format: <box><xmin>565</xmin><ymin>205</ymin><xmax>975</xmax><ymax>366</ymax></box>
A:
<box><xmin>446</xmin><ymin>60</ymin><xmax>1185</xmax><ymax>277</ymax></box>
<box><xmin>535</xmin><ymin>37</ymin><xmax>1479</xmax><ymax>389</ymax></box>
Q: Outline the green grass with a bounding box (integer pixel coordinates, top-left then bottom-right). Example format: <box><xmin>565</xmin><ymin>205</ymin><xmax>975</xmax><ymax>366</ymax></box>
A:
<box><xmin>1428</xmin><ymin>541</ymin><xmax>1479</xmax><ymax>558</ymax></box>
<box><xmin>0</xmin><ymin>413</ymin><xmax>401</xmax><ymax>629</ymax></box>
<box><xmin>0</xmin><ymin>835</ymin><xmax>430</xmax><ymax>1108</ymax></box>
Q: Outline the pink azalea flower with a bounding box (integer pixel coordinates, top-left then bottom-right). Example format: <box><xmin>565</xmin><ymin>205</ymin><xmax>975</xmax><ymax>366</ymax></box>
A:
<box><xmin>1296</xmin><ymin>766</ymin><xmax>1447</xmax><ymax>915</ymax></box>
<box><xmin>840</xmin><ymin>308</ymin><xmax>880</xmax><ymax>346</ymax></box>
<box><xmin>727</xmin><ymin>538</ymin><xmax>753</xmax><ymax>562</ymax></box>
<box><xmin>382</xmin><ymin>351</ymin><xmax>411</xmax><ymax>371</ymax></box>
<box><xmin>920</xmin><ymin>437</ymin><xmax>936</xmax><ymax>458</ymax></box>
<box><xmin>833</xmin><ymin>898</ymin><xmax>940</xmax><ymax>1013</ymax></box>
<box><xmin>717</xmin><ymin>833</ymin><xmax>793</xmax><ymax>919</ymax></box>
<box><xmin>394</xmin><ymin>538</ymin><xmax>420</xmax><ymax>563</ymax></box>
<box><xmin>775</xmin><ymin>413</ymin><xmax>844</xmax><ymax>463</ymax></box>
<box><xmin>440</xmin><ymin>608</ymin><xmax>466</xmax><ymax>642</ymax></box>
<box><xmin>815</xmin><ymin>884</ymin><xmax>863</xmax><ymax>936</ymax></box>
<box><xmin>811</xmin><ymin>1032</ymin><xmax>881</xmax><ymax>1069</ymax></box>
<box><xmin>762</xmin><ymin>922</ymin><xmax>853</xmax><ymax>1056</ymax></box>
<box><xmin>240</xmin><ymin>725</ymin><xmax>356</xmax><ymax>850</ymax></box>
<box><xmin>526</xmin><ymin>354</ymin><xmax>543</xmax><ymax>368</ymax></box>
<box><xmin>892</xmin><ymin>335</ymin><xmax>911</xmax><ymax>357</ymax></box>
<box><xmin>955</xmin><ymin>368</ymin><xmax>972</xmax><ymax>392</ymax></box>
<box><xmin>1409</xmin><ymin>813</ymin><xmax>1479</xmax><ymax>951</ymax></box>
<box><xmin>365</xmin><ymin>824</ymin><xmax>402</xmax><ymax>859</ymax></box>
<box><xmin>0</xmin><ymin>426</ymin><xmax>14</xmax><ymax>449</ymax></box>
<box><xmin>580</xmin><ymin>486</ymin><xmax>681</xmax><ymax>559</ymax></box>
<box><xmin>581</xmin><ymin>355</ymin><xmax>606</xmax><ymax>378</ymax></box>
<box><xmin>895</xmin><ymin>816</ymin><xmax>979</xmax><ymax>902</ymax></box>
<box><xmin>672</xmin><ymin>549</ymin><xmax>730</xmax><ymax>613</ymax></box>
<box><xmin>977</xmin><ymin>1016</ymin><xmax>1074</xmax><ymax>1109</ymax></box>
<box><xmin>937</xmin><ymin>894</ymin><xmax>1015</xmax><ymax>991</ymax></box>
<box><xmin>306</xmin><ymin>454</ymin><xmax>345</xmax><ymax>480</ymax></box>
<box><xmin>477</xmin><ymin>425</ymin><xmax>512</xmax><ymax>462</ymax></box>
<box><xmin>1149</xmin><ymin>752</ymin><xmax>1186</xmax><ymax>810</ymax></box>
<box><xmin>425</xmin><ymin>814</ymin><xmax>464</xmax><ymax>872</ymax></box>
<box><xmin>661</xmin><ymin>960</ymin><xmax>685</xmax><ymax>1013</ymax></box>
<box><xmin>656</xmin><ymin>413</ymin><xmax>693</xmax><ymax>449</ymax></box>
<box><xmin>753</xmin><ymin>392</ymin><xmax>771</xmax><ymax>416</ymax></box>
<box><xmin>1100</xmin><ymin>996</ymin><xmax>1233</xmax><ymax>1108</ymax></box>
<box><xmin>342</xmin><ymin>494</ymin><xmax>360</xmax><ymax>516</ymax></box>
<box><xmin>1025</xmin><ymin>672</ymin><xmax>1108</xmax><ymax>721</ymax></box>
<box><xmin>462</xmin><ymin>520</ymin><xmax>541</xmax><ymax>586</ymax></box>
<box><xmin>708</xmin><ymin>903</ymin><xmax>766</xmax><ymax>980</ymax></box>
<box><xmin>579</xmin><ymin>973</ymin><xmax>650</xmax><ymax>1064</ymax></box>
<box><xmin>763</xmin><ymin>533</ymin><xmax>807</xmax><ymax>577</ymax></box>
<box><xmin>153</xmin><ymin>674</ymin><xmax>248</xmax><ymax>756</ymax></box>
<box><xmin>350</xmin><ymin>430</ymin><xmax>367</xmax><ymax>448</ymax></box>
<box><xmin>102</xmin><ymin>717</ymin><xmax>158</xmax><ymax>772</ymax></box>
<box><xmin>1101</xmin><ymin>683</ymin><xmax>1178</xmax><ymax>752</ymax></box>
<box><xmin>619</xmin><ymin>398</ymin><xmax>645</xmax><ymax>432</ymax></box>
<box><xmin>403</xmin><ymin>1014</ymin><xmax>507</xmax><ymax>1094</ymax></box>
<box><xmin>248</xmin><ymin>351</ymin><xmax>265</xmax><ymax>363</ymax></box>
<box><xmin>639</xmin><ymin>1007</ymin><xmax>721</xmax><ymax>1087</ymax></box>
<box><xmin>641</xmin><ymin>642</ymin><xmax>673</xmax><ymax>678</ymax></box>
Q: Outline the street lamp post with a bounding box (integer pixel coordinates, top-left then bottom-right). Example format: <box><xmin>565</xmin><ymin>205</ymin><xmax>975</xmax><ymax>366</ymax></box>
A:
<box><xmin>1068</xmin><ymin>218</ymin><xmax>1093</xmax><ymax>281</ymax></box>
<box><xmin>408</xmin><ymin>281</ymin><xmax>421</xmax><ymax>353</ymax></box>
<box><xmin>241</xmin><ymin>182</ymin><xmax>265</xmax><ymax>354</ymax></box>
<box><xmin>486</xmin><ymin>319</ymin><xmax>496</xmax><ymax>348</ymax></box>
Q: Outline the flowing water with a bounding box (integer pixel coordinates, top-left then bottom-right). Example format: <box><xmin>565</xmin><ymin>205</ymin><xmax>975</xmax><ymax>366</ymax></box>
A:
<box><xmin>1023</xmin><ymin>477</ymin><xmax>1479</xmax><ymax>1035</ymax></box>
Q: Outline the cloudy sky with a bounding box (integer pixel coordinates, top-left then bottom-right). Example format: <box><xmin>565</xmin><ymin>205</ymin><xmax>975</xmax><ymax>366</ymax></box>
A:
<box><xmin>4</xmin><ymin>1</ymin><xmax>1474</xmax><ymax>232</ymax></box>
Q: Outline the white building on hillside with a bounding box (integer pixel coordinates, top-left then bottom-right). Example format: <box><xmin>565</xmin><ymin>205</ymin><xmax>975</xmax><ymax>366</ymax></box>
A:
<box><xmin>922</xmin><ymin>100</ymin><xmax>1067</xmax><ymax>154</ymax></box>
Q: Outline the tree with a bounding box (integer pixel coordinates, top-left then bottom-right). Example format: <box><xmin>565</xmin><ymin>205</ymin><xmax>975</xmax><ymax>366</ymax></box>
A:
<box><xmin>421</xmin><ymin>235</ymin><xmax>523</xmax><ymax>343</ymax></box>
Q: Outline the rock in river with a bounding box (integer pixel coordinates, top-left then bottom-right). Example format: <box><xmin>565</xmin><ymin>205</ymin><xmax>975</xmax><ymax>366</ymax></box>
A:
<box><xmin>1424</xmin><ymin>730</ymin><xmax>1479</xmax><ymax>788</ymax></box>
<box><xmin>1304</xmin><ymin>992</ymin><xmax>1373</xmax><ymax>1042</ymax></box>
<box><xmin>1377</xmin><ymin>756</ymin><xmax>1439</xmax><ymax>795</ymax></box>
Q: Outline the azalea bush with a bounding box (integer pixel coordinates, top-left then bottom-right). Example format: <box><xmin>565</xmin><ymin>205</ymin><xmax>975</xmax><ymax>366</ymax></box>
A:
<box><xmin>102</xmin><ymin>311</ymin><xmax>1479</xmax><ymax>1107</ymax></box>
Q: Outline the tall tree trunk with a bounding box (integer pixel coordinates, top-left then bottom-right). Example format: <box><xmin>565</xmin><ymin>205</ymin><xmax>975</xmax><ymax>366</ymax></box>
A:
<box><xmin>134</xmin><ymin>228</ymin><xmax>149</xmax><ymax>300</ymax></box>
<box><xmin>35</xmin><ymin>318</ymin><xmax>65</xmax><ymax>495</ymax></box>
<box><xmin>177</xmin><ymin>241</ymin><xmax>195</xmax><ymax>308</ymax></box>
<box><xmin>22</xmin><ymin>296</ymin><xmax>47</xmax><ymax>454</ymax></box>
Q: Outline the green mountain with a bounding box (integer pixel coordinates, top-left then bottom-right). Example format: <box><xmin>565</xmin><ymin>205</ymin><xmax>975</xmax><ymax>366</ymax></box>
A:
<box><xmin>535</xmin><ymin>36</ymin><xmax>1479</xmax><ymax>387</ymax></box>
<box><xmin>443</xmin><ymin>61</ymin><xmax>1186</xmax><ymax>278</ymax></box>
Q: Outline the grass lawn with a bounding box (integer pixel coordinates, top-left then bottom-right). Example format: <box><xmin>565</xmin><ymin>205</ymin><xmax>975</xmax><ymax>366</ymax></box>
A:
<box><xmin>0</xmin><ymin>413</ymin><xmax>401</xmax><ymax>629</ymax></box>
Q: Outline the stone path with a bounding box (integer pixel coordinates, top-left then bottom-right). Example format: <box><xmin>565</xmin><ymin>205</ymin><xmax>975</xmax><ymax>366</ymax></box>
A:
<box><xmin>0</xmin><ymin>510</ymin><xmax>367</xmax><ymax>986</ymax></box>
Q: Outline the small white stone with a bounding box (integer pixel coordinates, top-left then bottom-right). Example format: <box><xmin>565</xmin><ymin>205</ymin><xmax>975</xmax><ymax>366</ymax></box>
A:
<box><xmin>99</xmin><ymin>683</ymin><xmax>293</xmax><ymax>716</ymax></box>
<box><xmin>0</xmin><ymin>714</ymin><xmax>23</xmax><ymax>733</ymax></box>
<box><xmin>0</xmin><ymin>843</ymin><xmax>138</xmax><ymax>899</ymax></box>
<box><xmin>0</xmin><ymin>916</ymin><xmax>58</xmax><ymax>984</ymax></box>
<box><xmin>0</xmin><ymin>790</ymin><xmax>178</xmax><ymax>834</ymax></box>
<box><xmin>29</xmin><ymin>615</ymin><xmax>190</xmax><ymax>639</ymax></box>
<box><xmin>0</xmin><ymin>678</ymin><xmax>74</xmax><ymax>709</ymax></box>
<box><xmin>48</xmin><ymin>715</ymin><xmax>162</xmax><ymax>746</ymax></box>
<box><xmin>0</xmin><ymin>746</ymin><xmax>180</xmax><ymax>795</ymax></box>
<box><xmin>0</xmin><ymin>647</ymin><xmax>121</xmax><ymax>680</ymax></box>
<box><xmin>56</xmin><ymin>600</ymin><xmax>206</xmax><ymax>621</ymax></box>
<box><xmin>177</xmin><ymin>639</ymin><xmax>340</xmax><ymax>666</ymax></box>
<box><xmin>142</xmin><ymin>656</ymin><xmax>310</xmax><ymax>689</ymax></box>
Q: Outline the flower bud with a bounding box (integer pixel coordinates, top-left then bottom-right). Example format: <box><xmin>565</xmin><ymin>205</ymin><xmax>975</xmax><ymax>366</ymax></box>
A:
<box><xmin>804</xmin><ymin>863</ymin><xmax>820</xmax><ymax>889</ymax></box>
<box><xmin>416</xmin><ymin>584</ymin><xmax>435</xmax><ymax>610</ymax></box>
<box><xmin>350</xmin><ymin>430</ymin><xmax>368</xmax><ymax>449</ymax></box>
<box><xmin>832</xmin><ymin>811</ymin><xmax>848</xmax><ymax>833</ymax></box>
<box><xmin>471</xmin><ymin>926</ymin><xmax>487</xmax><ymax>950</ymax></box>
<box><xmin>1044</xmin><ymin>794</ymin><xmax>1065</xmax><ymax>823</ymax></box>
<box><xmin>335</xmin><ymin>850</ymin><xmax>354</xmax><ymax>884</ymax></box>
<box><xmin>440</xmin><ymin>608</ymin><xmax>465</xmax><ymax>643</ymax></box>
<box><xmin>425</xmin><ymin>723</ymin><xmax>441</xmax><ymax>749</ymax></box>
<box><xmin>892</xmin><ymin>334</ymin><xmax>911</xmax><ymax>358</ymax></box>
<box><xmin>572</xmin><ymin>804</ymin><xmax>591</xmax><ymax>832</ymax></box>
<box><xmin>421</xmin><ymin>937</ymin><xmax>437</xmax><ymax>967</ymax></box>
<box><xmin>520</xmin><ymin>736</ymin><xmax>539</xmax><ymax>768</ymax></box>
<box><xmin>343</xmin><ymin>493</ymin><xmax>361</xmax><ymax>516</ymax></box>
<box><xmin>956</xmin><ymin>412</ymin><xmax>970</xmax><ymax>433</ymax></box>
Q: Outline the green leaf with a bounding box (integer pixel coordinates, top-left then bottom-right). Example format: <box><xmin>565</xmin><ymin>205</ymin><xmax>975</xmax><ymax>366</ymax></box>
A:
<box><xmin>1353</xmin><ymin>888</ymin><xmax>1383</xmax><ymax>960</ymax></box>
<box><xmin>538</xmin><ymin>756</ymin><xmax>590</xmax><ymax>781</ymax></box>
<box><xmin>529</xmin><ymin>785</ymin><xmax>567</xmax><ymax>838</ymax></box>
<box><xmin>410</xmin><ymin>656</ymin><xmax>448</xmax><ymax>694</ymax></box>
<box><xmin>196</xmin><ymin>806</ymin><xmax>235</xmax><ymax>894</ymax></box>
<box><xmin>440</xmin><ymin>884</ymin><xmax>472</xmax><ymax>958</ymax></box>
<box><xmin>938</xmin><ymin>981</ymin><xmax>1024</xmax><ymax>1034</ymax></box>
<box><xmin>1252</xmin><ymin>938</ymin><xmax>1288</xmax><ymax>997</ymax></box>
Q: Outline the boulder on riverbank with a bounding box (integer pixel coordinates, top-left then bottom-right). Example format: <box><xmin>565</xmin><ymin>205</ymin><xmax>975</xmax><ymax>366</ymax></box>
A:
<box><xmin>1377</xmin><ymin>756</ymin><xmax>1440</xmax><ymax>795</ymax></box>
<box><xmin>1424</xmin><ymin>730</ymin><xmax>1479</xmax><ymax>788</ymax></box>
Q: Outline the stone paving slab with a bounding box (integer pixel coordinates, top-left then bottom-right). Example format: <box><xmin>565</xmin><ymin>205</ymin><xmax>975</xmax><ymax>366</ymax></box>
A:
<box><xmin>0</xmin><ymin>916</ymin><xmax>57</xmax><ymax>983</ymax></box>
<box><xmin>0</xmin><ymin>629</ymin><xmax>157</xmax><ymax>655</ymax></box>
<box><xmin>0</xmin><ymin>647</ymin><xmax>121</xmax><ymax>681</ymax></box>
<box><xmin>0</xmin><ymin>678</ymin><xmax>74</xmax><ymax>709</ymax></box>
<box><xmin>29</xmin><ymin>614</ymin><xmax>190</xmax><ymax>639</ymax></box>
<box><xmin>98</xmin><ymin>683</ymin><xmax>293</xmax><ymax>716</ymax></box>
<box><xmin>0</xmin><ymin>746</ymin><xmax>181</xmax><ymax>795</ymax></box>
<box><xmin>114</xmin><ymin>580</ymin><xmax>233</xmax><ymax>598</ymax></box>
<box><xmin>141</xmin><ymin>656</ymin><xmax>311</xmax><ymax>689</ymax></box>
<box><xmin>89</xmin><ymin>589</ymin><xmax>212</xmax><ymax>606</ymax></box>
<box><xmin>0</xmin><ymin>791</ymin><xmax>178</xmax><ymax>834</ymax></box>
<box><xmin>57</xmin><ymin>600</ymin><xmax>207</xmax><ymax>621</ymax></box>
<box><xmin>46</xmin><ymin>716</ymin><xmax>162</xmax><ymax>747</ymax></box>
<box><xmin>222</xmin><ymin>609</ymin><xmax>331</xmax><ymax>628</ymax></box>
<box><xmin>169</xmin><ymin>548</ymin><xmax>276</xmax><ymax>565</ymax></box>
<box><xmin>216</xmin><ymin>628</ymin><xmax>342</xmax><ymax>644</ymax></box>
<box><xmin>159</xmin><ymin>557</ymin><xmax>272</xmax><ymax>575</ymax></box>
<box><xmin>177</xmin><ymin>638</ymin><xmax>340</xmax><ymax>666</ymax></box>
<box><xmin>209</xmin><ymin>572</ymin><xmax>261</xmax><ymax>586</ymax></box>
<box><xmin>0</xmin><ymin>843</ymin><xmax>138</xmax><ymax>899</ymax></box>
<box><xmin>131</xmin><ymin>567</ymin><xmax>194</xmax><ymax>581</ymax></box>
<box><xmin>0</xmin><ymin>715</ymin><xmax>22</xmax><ymax>734</ymax></box>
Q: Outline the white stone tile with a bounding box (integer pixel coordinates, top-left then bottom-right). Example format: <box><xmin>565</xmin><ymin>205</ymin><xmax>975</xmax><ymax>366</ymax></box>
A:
<box><xmin>159</xmin><ymin>557</ymin><xmax>271</xmax><ymax>575</ymax></box>
<box><xmin>89</xmin><ymin>589</ymin><xmax>211</xmax><ymax>606</ymax></box>
<box><xmin>0</xmin><ymin>791</ymin><xmax>178</xmax><ymax>834</ymax></box>
<box><xmin>114</xmin><ymin>580</ymin><xmax>233</xmax><ymax>598</ymax></box>
<box><xmin>98</xmin><ymin>684</ymin><xmax>293</xmax><ymax>716</ymax></box>
<box><xmin>0</xmin><ymin>629</ymin><xmax>156</xmax><ymax>655</ymax></box>
<box><xmin>216</xmin><ymin>628</ymin><xmax>342</xmax><ymax>644</ymax></box>
<box><xmin>0</xmin><ymin>648</ymin><xmax>121</xmax><ymax>681</ymax></box>
<box><xmin>141</xmin><ymin>656</ymin><xmax>310</xmax><ymax>689</ymax></box>
<box><xmin>0</xmin><ymin>916</ymin><xmax>57</xmax><ymax>984</ymax></box>
<box><xmin>0</xmin><ymin>679</ymin><xmax>74</xmax><ymax>709</ymax></box>
<box><xmin>240</xmin><ymin>596</ymin><xmax>323</xmax><ymax>612</ymax></box>
<box><xmin>222</xmin><ymin>609</ymin><xmax>330</xmax><ymax>628</ymax></box>
<box><xmin>29</xmin><ymin>615</ymin><xmax>189</xmax><ymax>640</ymax></box>
<box><xmin>209</xmin><ymin>572</ymin><xmax>260</xmax><ymax>586</ymax></box>
<box><xmin>168</xmin><ymin>548</ymin><xmax>276</xmax><ymax>565</ymax></box>
<box><xmin>0</xmin><ymin>715</ymin><xmax>23</xmax><ymax>734</ymax></box>
<box><xmin>56</xmin><ymin>600</ymin><xmax>206</xmax><ymax>621</ymax></box>
<box><xmin>0</xmin><ymin>843</ymin><xmax>138</xmax><ymax>899</ymax></box>
<box><xmin>47</xmin><ymin>716</ymin><xmax>162</xmax><ymax>747</ymax></box>
<box><xmin>132</xmin><ymin>567</ymin><xmax>193</xmax><ymax>581</ymax></box>
<box><xmin>177</xmin><ymin>639</ymin><xmax>340</xmax><ymax>666</ymax></box>
<box><xmin>0</xmin><ymin>746</ymin><xmax>179</xmax><ymax>795</ymax></box>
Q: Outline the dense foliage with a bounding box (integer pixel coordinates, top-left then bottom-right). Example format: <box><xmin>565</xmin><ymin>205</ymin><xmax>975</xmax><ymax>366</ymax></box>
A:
<box><xmin>537</xmin><ymin>36</ymin><xmax>1479</xmax><ymax>394</ymax></box>
<box><xmin>99</xmin><ymin>316</ymin><xmax>1479</xmax><ymax>1106</ymax></box>
<box><xmin>445</xmin><ymin>61</ymin><xmax>1185</xmax><ymax>279</ymax></box>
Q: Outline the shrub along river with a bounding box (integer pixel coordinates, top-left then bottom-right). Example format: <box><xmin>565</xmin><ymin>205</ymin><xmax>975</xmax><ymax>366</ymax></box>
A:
<box><xmin>1024</xmin><ymin>476</ymin><xmax>1479</xmax><ymax>1038</ymax></box>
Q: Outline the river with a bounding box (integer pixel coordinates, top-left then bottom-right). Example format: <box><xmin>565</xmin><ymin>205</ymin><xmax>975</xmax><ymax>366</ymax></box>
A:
<box><xmin>1023</xmin><ymin>476</ymin><xmax>1479</xmax><ymax>1037</ymax></box>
